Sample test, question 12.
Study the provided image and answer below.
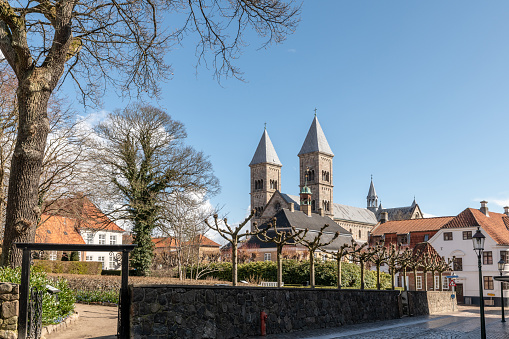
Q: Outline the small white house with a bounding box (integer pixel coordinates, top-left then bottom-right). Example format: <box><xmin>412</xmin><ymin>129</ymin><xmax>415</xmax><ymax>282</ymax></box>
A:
<box><xmin>429</xmin><ymin>201</ymin><xmax>509</xmax><ymax>306</ymax></box>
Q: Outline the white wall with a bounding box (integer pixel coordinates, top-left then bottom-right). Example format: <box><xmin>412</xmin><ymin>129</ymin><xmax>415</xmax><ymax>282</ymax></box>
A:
<box><xmin>80</xmin><ymin>230</ymin><xmax>123</xmax><ymax>270</ymax></box>
<box><xmin>429</xmin><ymin>227</ymin><xmax>509</xmax><ymax>302</ymax></box>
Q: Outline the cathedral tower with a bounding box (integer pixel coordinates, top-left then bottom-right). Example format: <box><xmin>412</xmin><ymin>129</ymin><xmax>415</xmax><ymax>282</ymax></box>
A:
<box><xmin>250</xmin><ymin>128</ymin><xmax>282</xmax><ymax>224</ymax></box>
<box><xmin>298</xmin><ymin>116</ymin><xmax>334</xmax><ymax>216</ymax></box>
<box><xmin>367</xmin><ymin>176</ymin><xmax>378</xmax><ymax>212</ymax></box>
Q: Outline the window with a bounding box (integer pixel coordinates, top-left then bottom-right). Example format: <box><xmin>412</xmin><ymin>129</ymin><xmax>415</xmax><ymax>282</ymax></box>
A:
<box><xmin>416</xmin><ymin>276</ymin><xmax>422</xmax><ymax>290</ymax></box>
<box><xmin>98</xmin><ymin>256</ymin><xmax>105</xmax><ymax>269</ymax></box>
<box><xmin>453</xmin><ymin>257</ymin><xmax>463</xmax><ymax>271</ymax></box>
<box><xmin>110</xmin><ymin>235</ymin><xmax>117</xmax><ymax>245</ymax></box>
<box><xmin>463</xmin><ymin>231</ymin><xmax>472</xmax><ymax>240</ymax></box>
<box><xmin>86</xmin><ymin>255</ymin><xmax>93</xmax><ymax>261</ymax></box>
<box><xmin>359</xmin><ymin>230</ymin><xmax>362</xmax><ymax>239</ymax></box>
<box><xmin>424</xmin><ymin>234</ymin><xmax>429</xmax><ymax>242</ymax></box>
<box><xmin>484</xmin><ymin>276</ymin><xmax>494</xmax><ymax>290</ymax></box>
<box><xmin>434</xmin><ymin>276</ymin><xmax>440</xmax><ymax>290</ymax></box>
<box><xmin>264</xmin><ymin>253</ymin><xmax>271</xmax><ymax>261</ymax></box>
<box><xmin>501</xmin><ymin>251</ymin><xmax>509</xmax><ymax>263</ymax></box>
<box><xmin>109</xmin><ymin>254</ymin><xmax>116</xmax><ymax>269</ymax></box>
<box><xmin>442</xmin><ymin>277</ymin><xmax>449</xmax><ymax>290</ymax></box>
<box><xmin>443</xmin><ymin>232</ymin><xmax>453</xmax><ymax>241</ymax></box>
<box><xmin>49</xmin><ymin>251</ymin><xmax>57</xmax><ymax>261</ymax></box>
<box><xmin>86</xmin><ymin>233</ymin><xmax>94</xmax><ymax>244</ymax></box>
<box><xmin>483</xmin><ymin>251</ymin><xmax>493</xmax><ymax>265</ymax></box>
<box><xmin>98</xmin><ymin>234</ymin><xmax>106</xmax><ymax>245</ymax></box>
<box><xmin>503</xmin><ymin>282</ymin><xmax>509</xmax><ymax>290</ymax></box>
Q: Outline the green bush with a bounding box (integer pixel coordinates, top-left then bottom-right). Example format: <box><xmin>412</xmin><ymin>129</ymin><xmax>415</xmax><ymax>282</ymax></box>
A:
<box><xmin>33</xmin><ymin>260</ymin><xmax>102</xmax><ymax>275</ymax></box>
<box><xmin>0</xmin><ymin>267</ymin><xmax>75</xmax><ymax>325</ymax></box>
<box><xmin>189</xmin><ymin>259</ymin><xmax>392</xmax><ymax>289</ymax></box>
<box><xmin>70</xmin><ymin>252</ymin><xmax>80</xmax><ymax>261</ymax></box>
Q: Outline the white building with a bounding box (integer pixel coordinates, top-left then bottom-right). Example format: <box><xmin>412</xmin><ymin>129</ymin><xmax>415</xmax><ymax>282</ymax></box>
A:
<box><xmin>429</xmin><ymin>201</ymin><xmax>509</xmax><ymax>306</ymax></box>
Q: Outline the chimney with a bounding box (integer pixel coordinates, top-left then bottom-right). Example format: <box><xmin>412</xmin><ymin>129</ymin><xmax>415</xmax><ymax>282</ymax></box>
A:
<box><xmin>318</xmin><ymin>208</ymin><xmax>325</xmax><ymax>217</ymax></box>
<box><xmin>380</xmin><ymin>212</ymin><xmax>389</xmax><ymax>224</ymax></box>
<box><xmin>288</xmin><ymin>202</ymin><xmax>294</xmax><ymax>212</ymax></box>
<box><xmin>480</xmin><ymin>201</ymin><xmax>489</xmax><ymax>217</ymax></box>
<box><xmin>504</xmin><ymin>206</ymin><xmax>509</xmax><ymax>216</ymax></box>
<box><xmin>301</xmin><ymin>204</ymin><xmax>311</xmax><ymax>216</ymax></box>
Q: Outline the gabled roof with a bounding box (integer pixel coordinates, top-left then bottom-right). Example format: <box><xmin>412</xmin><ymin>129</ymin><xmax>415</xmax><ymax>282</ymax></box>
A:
<box><xmin>333</xmin><ymin>203</ymin><xmax>378</xmax><ymax>225</ymax></box>
<box><xmin>298</xmin><ymin>117</ymin><xmax>334</xmax><ymax>156</ymax></box>
<box><xmin>152</xmin><ymin>237</ymin><xmax>179</xmax><ymax>248</ymax></box>
<box><xmin>35</xmin><ymin>215</ymin><xmax>86</xmax><ymax>245</ymax></box>
<box><xmin>371</xmin><ymin>216</ymin><xmax>454</xmax><ymax>236</ymax></box>
<box><xmin>281</xmin><ymin>193</ymin><xmax>300</xmax><ymax>211</ymax></box>
<box><xmin>441</xmin><ymin>208</ymin><xmax>509</xmax><ymax>245</ymax></box>
<box><xmin>44</xmin><ymin>196</ymin><xmax>125</xmax><ymax>233</ymax></box>
<box><xmin>249</xmin><ymin>129</ymin><xmax>282</xmax><ymax>166</ymax></box>
<box><xmin>377</xmin><ymin>204</ymin><xmax>420</xmax><ymax>221</ymax></box>
<box><xmin>190</xmin><ymin>234</ymin><xmax>221</xmax><ymax>247</ymax></box>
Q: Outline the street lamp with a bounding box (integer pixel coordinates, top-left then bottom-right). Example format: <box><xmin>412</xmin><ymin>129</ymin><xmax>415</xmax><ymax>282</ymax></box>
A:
<box><xmin>498</xmin><ymin>259</ymin><xmax>506</xmax><ymax>323</ymax></box>
<box><xmin>473</xmin><ymin>227</ymin><xmax>486</xmax><ymax>339</ymax></box>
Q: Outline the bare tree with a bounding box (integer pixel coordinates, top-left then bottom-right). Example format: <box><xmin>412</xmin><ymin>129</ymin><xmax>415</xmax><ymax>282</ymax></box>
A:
<box><xmin>323</xmin><ymin>242</ymin><xmax>350</xmax><ymax>289</ymax></box>
<box><xmin>300</xmin><ymin>224</ymin><xmax>339</xmax><ymax>289</ymax></box>
<box><xmin>255</xmin><ymin>217</ymin><xmax>307</xmax><ymax>287</ymax></box>
<box><xmin>369</xmin><ymin>241</ymin><xmax>389</xmax><ymax>290</ymax></box>
<box><xmin>350</xmin><ymin>241</ymin><xmax>372</xmax><ymax>290</ymax></box>
<box><xmin>396</xmin><ymin>247</ymin><xmax>414</xmax><ymax>291</ymax></box>
<box><xmin>88</xmin><ymin>104</ymin><xmax>219</xmax><ymax>275</ymax></box>
<box><xmin>0</xmin><ymin>0</ymin><xmax>300</xmax><ymax>267</ymax></box>
<box><xmin>204</xmin><ymin>211</ymin><xmax>265</xmax><ymax>286</ymax></box>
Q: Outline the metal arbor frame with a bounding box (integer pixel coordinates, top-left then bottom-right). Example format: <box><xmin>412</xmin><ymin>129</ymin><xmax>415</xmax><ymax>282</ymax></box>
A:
<box><xmin>14</xmin><ymin>243</ymin><xmax>137</xmax><ymax>339</ymax></box>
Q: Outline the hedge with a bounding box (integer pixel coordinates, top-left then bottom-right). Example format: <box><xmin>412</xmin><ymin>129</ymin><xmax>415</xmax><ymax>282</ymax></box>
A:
<box><xmin>187</xmin><ymin>260</ymin><xmax>392</xmax><ymax>289</ymax></box>
<box><xmin>33</xmin><ymin>260</ymin><xmax>102</xmax><ymax>275</ymax></box>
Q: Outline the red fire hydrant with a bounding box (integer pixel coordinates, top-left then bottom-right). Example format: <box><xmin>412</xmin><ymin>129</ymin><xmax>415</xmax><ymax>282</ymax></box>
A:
<box><xmin>260</xmin><ymin>311</ymin><xmax>268</xmax><ymax>336</ymax></box>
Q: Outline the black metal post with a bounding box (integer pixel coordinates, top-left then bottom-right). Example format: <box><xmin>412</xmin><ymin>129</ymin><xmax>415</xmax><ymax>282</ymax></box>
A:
<box><xmin>119</xmin><ymin>249</ymin><xmax>130</xmax><ymax>338</ymax></box>
<box><xmin>478</xmin><ymin>253</ymin><xmax>486</xmax><ymax>339</ymax></box>
<box><xmin>501</xmin><ymin>276</ymin><xmax>506</xmax><ymax>323</ymax></box>
<box><xmin>18</xmin><ymin>247</ymin><xmax>31</xmax><ymax>339</ymax></box>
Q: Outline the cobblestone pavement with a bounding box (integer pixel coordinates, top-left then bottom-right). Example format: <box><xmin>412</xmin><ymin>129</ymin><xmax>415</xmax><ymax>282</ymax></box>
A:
<box><xmin>251</xmin><ymin>306</ymin><xmax>509</xmax><ymax>339</ymax></box>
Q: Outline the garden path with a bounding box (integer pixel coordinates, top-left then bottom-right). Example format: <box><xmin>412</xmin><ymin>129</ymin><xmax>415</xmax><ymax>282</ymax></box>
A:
<box><xmin>47</xmin><ymin>303</ymin><xmax>117</xmax><ymax>339</ymax></box>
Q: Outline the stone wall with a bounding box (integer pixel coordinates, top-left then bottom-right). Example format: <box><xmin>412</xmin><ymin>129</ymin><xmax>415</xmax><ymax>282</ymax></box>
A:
<box><xmin>0</xmin><ymin>283</ymin><xmax>19</xmax><ymax>339</ymax></box>
<box><xmin>407</xmin><ymin>291</ymin><xmax>457</xmax><ymax>316</ymax></box>
<box><xmin>130</xmin><ymin>285</ymin><xmax>401</xmax><ymax>339</ymax></box>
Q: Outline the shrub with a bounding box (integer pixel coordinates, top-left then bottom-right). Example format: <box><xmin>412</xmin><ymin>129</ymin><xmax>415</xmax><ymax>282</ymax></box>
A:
<box><xmin>33</xmin><ymin>260</ymin><xmax>102</xmax><ymax>275</ymax></box>
<box><xmin>70</xmin><ymin>252</ymin><xmax>80</xmax><ymax>261</ymax></box>
<box><xmin>0</xmin><ymin>267</ymin><xmax>75</xmax><ymax>325</ymax></box>
<box><xmin>74</xmin><ymin>290</ymin><xmax>119</xmax><ymax>304</ymax></box>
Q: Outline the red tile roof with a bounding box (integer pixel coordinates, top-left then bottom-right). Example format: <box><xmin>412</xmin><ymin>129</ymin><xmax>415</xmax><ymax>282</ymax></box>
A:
<box><xmin>442</xmin><ymin>208</ymin><xmax>509</xmax><ymax>245</ymax></box>
<box><xmin>191</xmin><ymin>234</ymin><xmax>220</xmax><ymax>248</ymax></box>
<box><xmin>371</xmin><ymin>216</ymin><xmax>455</xmax><ymax>236</ymax></box>
<box><xmin>35</xmin><ymin>215</ymin><xmax>86</xmax><ymax>245</ymax></box>
<box><xmin>152</xmin><ymin>237</ymin><xmax>179</xmax><ymax>248</ymax></box>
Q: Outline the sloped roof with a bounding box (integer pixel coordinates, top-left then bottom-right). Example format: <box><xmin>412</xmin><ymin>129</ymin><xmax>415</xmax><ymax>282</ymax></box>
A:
<box><xmin>44</xmin><ymin>196</ymin><xmax>125</xmax><ymax>233</ymax></box>
<box><xmin>441</xmin><ymin>208</ymin><xmax>509</xmax><ymax>245</ymax></box>
<box><xmin>190</xmin><ymin>234</ymin><xmax>221</xmax><ymax>247</ymax></box>
<box><xmin>152</xmin><ymin>237</ymin><xmax>179</xmax><ymax>248</ymax></box>
<box><xmin>35</xmin><ymin>215</ymin><xmax>86</xmax><ymax>245</ymax></box>
<box><xmin>249</xmin><ymin>129</ymin><xmax>282</xmax><ymax>166</ymax></box>
<box><xmin>298</xmin><ymin>117</ymin><xmax>334</xmax><ymax>156</ymax></box>
<box><xmin>378</xmin><ymin>205</ymin><xmax>417</xmax><ymax>221</ymax></box>
<box><xmin>371</xmin><ymin>216</ymin><xmax>454</xmax><ymax>236</ymax></box>
<box><xmin>281</xmin><ymin>193</ymin><xmax>300</xmax><ymax>210</ymax></box>
<box><xmin>333</xmin><ymin>203</ymin><xmax>378</xmax><ymax>225</ymax></box>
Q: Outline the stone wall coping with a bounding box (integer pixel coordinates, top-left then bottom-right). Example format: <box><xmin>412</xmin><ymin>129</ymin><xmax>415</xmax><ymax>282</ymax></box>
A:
<box><xmin>130</xmin><ymin>284</ymin><xmax>401</xmax><ymax>293</ymax></box>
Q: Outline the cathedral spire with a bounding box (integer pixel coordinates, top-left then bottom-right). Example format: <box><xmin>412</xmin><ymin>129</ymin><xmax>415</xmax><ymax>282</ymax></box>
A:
<box><xmin>298</xmin><ymin>116</ymin><xmax>333</xmax><ymax>156</ymax></box>
<box><xmin>367</xmin><ymin>176</ymin><xmax>378</xmax><ymax>210</ymax></box>
<box><xmin>250</xmin><ymin>128</ymin><xmax>282</xmax><ymax>166</ymax></box>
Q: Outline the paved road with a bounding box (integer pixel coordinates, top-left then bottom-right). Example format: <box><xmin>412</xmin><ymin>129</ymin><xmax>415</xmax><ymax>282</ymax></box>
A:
<box><xmin>47</xmin><ymin>303</ymin><xmax>117</xmax><ymax>339</ymax></box>
<box><xmin>252</xmin><ymin>306</ymin><xmax>509</xmax><ymax>339</ymax></box>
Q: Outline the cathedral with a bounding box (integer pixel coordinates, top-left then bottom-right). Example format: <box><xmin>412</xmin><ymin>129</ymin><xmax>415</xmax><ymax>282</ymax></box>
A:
<box><xmin>249</xmin><ymin>116</ymin><xmax>423</xmax><ymax>243</ymax></box>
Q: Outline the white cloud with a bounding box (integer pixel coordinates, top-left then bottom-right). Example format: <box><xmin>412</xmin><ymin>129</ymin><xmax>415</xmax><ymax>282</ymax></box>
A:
<box><xmin>488</xmin><ymin>199</ymin><xmax>509</xmax><ymax>208</ymax></box>
<box><xmin>422</xmin><ymin>213</ymin><xmax>437</xmax><ymax>218</ymax></box>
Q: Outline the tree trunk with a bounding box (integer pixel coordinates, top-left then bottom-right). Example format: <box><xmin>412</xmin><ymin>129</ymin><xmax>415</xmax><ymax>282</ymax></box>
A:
<box><xmin>413</xmin><ymin>268</ymin><xmax>417</xmax><ymax>291</ymax></box>
<box><xmin>431</xmin><ymin>270</ymin><xmax>435</xmax><ymax>291</ymax></box>
<box><xmin>376</xmin><ymin>263</ymin><xmax>381</xmax><ymax>290</ymax></box>
<box><xmin>337</xmin><ymin>257</ymin><xmax>342</xmax><ymax>289</ymax></box>
<box><xmin>309</xmin><ymin>251</ymin><xmax>315</xmax><ymax>288</ymax></box>
<box><xmin>232</xmin><ymin>241</ymin><xmax>238</xmax><ymax>286</ymax></box>
<box><xmin>423</xmin><ymin>271</ymin><xmax>428</xmax><ymax>291</ymax></box>
<box><xmin>439</xmin><ymin>271</ymin><xmax>443</xmax><ymax>291</ymax></box>
<box><xmin>403</xmin><ymin>267</ymin><xmax>407</xmax><ymax>291</ymax></box>
<box><xmin>360</xmin><ymin>259</ymin><xmax>365</xmax><ymax>290</ymax></box>
<box><xmin>277</xmin><ymin>246</ymin><xmax>283</xmax><ymax>288</ymax></box>
<box><xmin>390</xmin><ymin>265</ymin><xmax>395</xmax><ymax>290</ymax></box>
<box><xmin>2</xmin><ymin>80</ymin><xmax>51</xmax><ymax>267</ymax></box>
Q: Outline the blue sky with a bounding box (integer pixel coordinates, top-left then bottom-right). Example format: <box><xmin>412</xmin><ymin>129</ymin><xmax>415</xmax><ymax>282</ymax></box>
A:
<box><xmin>70</xmin><ymin>1</ymin><xmax>509</xmax><ymax>224</ymax></box>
